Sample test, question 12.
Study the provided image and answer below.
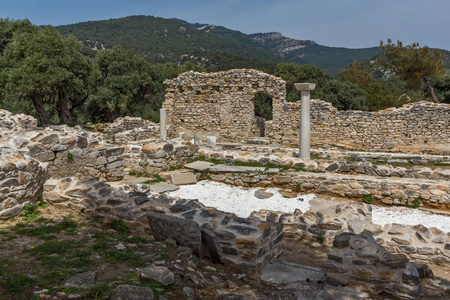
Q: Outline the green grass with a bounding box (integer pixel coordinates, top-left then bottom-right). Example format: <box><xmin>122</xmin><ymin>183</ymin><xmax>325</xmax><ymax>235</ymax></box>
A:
<box><xmin>144</xmin><ymin>174</ymin><xmax>166</xmax><ymax>184</ymax></box>
<box><xmin>128</xmin><ymin>171</ymin><xmax>150</xmax><ymax>177</ymax></box>
<box><xmin>0</xmin><ymin>272</ymin><xmax>36</xmax><ymax>295</ymax></box>
<box><xmin>102</xmin><ymin>249</ymin><xmax>142</xmax><ymax>266</ymax></box>
<box><xmin>411</xmin><ymin>197</ymin><xmax>421</xmax><ymax>209</ymax></box>
<box><xmin>20</xmin><ymin>200</ymin><xmax>48</xmax><ymax>222</ymax></box>
<box><xmin>109</xmin><ymin>218</ymin><xmax>130</xmax><ymax>233</ymax></box>
<box><xmin>13</xmin><ymin>216</ymin><xmax>78</xmax><ymax>239</ymax></box>
<box><xmin>363</xmin><ymin>195</ymin><xmax>373</xmax><ymax>204</ymax></box>
<box><xmin>84</xmin><ymin>283</ymin><xmax>111</xmax><ymax>300</ymax></box>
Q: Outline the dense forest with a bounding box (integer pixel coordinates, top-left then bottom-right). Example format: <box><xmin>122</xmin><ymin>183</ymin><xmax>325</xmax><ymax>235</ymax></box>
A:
<box><xmin>1</xmin><ymin>17</ymin><xmax>449</xmax><ymax>127</ymax></box>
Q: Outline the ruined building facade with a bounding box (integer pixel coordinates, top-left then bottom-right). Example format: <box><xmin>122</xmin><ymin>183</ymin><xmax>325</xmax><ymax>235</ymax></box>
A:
<box><xmin>163</xmin><ymin>69</ymin><xmax>450</xmax><ymax>150</ymax></box>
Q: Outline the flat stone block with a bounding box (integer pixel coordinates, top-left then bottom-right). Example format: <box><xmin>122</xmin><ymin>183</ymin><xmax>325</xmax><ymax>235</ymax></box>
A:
<box><xmin>170</xmin><ymin>171</ymin><xmax>197</xmax><ymax>185</ymax></box>
<box><xmin>261</xmin><ymin>260</ymin><xmax>326</xmax><ymax>284</ymax></box>
<box><xmin>184</xmin><ymin>161</ymin><xmax>214</xmax><ymax>172</ymax></box>
<box><xmin>149</xmin><ymin>182</ymin><xmax>179</xmax><ymax>193</ymax></box>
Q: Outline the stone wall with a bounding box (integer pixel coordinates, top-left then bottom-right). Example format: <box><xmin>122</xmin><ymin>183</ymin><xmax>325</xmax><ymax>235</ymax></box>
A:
<box><xmin>163</xmin><ymin>70</ymin><xmax>450</xmax><ymax>151</ymax></box>
<box><xmin>43</xmin><ymin>177</ymin><xmax>283</xmax><ymax>273</ymax></box>
<box><xmin>326</xmin><ymin>231</ymin><xmax>422</xmax><ymax>299</ymax></box>
<box><xmin>1</xmin><ymin>124</ymin><xmax>125</xmax><ymax>182</ymax></box>
<box><xmin>101</xmin><ymin>116</ymin><xmax>162</xmax><ymax>144</ymax></box>
<box><xmin>0</xmin><ymin>109</ymin><xmax>37</xmax><ymax>131</ymax></box>
<box><xmin>127</xmin><ymin>140</ymin><xmax>200</xmax><ymax>176</ymax></box>
<box><xmin>163</xmin><ymin>69</ymin><xmax>285</xmax><ymax>141</ymax></box>
<box><xmin>0</xmin><ymin>147</ymin><xmax>48</xmax><ymax>219</ymax></box>
<box><xmin>269</xmin><ymin>100</ymin><xmax>450</xmax><ymax>149</ymax></box>
<box><xmin>252</xmin><ymin>202</ymin><xmax>450</xmax><ymax>268</ymax></box>
<box><xmin>189</xmin><ymin>163</ymin><xmax>450</xmax><ymax>210</ymax></box>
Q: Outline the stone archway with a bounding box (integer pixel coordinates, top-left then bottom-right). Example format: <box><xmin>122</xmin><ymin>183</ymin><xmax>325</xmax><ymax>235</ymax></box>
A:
<box><xmin>253</xmin><ymin>92</ymin><xmax>273</xmax><ymax>137</ymax></box>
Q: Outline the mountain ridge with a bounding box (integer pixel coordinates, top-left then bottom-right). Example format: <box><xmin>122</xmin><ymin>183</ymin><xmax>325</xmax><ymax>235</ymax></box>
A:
<box><xmin>56</xmin><ymin>15</ymin><xmax>447</xmax><ymax>75</ymax></box>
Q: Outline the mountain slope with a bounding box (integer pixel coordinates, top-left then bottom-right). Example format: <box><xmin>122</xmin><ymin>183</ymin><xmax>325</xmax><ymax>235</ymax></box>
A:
<box><xmin>57</xmin><ymin>15</ymin><xmax>283</xmax><ymax>71</ymax></box>
<box><xmin>56</xmin><ymin>15</ymin><xmax>395</xmax><ymax>75</ymax></box>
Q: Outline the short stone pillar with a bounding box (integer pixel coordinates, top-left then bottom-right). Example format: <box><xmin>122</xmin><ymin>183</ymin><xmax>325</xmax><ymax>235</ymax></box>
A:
<box><xmin>294</xmin><ymin>83</ymin><xmax>316</xmax><ymax>160</ymax></box>
<box><xmin>160</xmin><ymin>108</ymin><xmax>167</xmax><ymax>140</ymax></box>
<box><xmin>194</xmin><ymin>134</ymin><xmax>201</xmax><ymax>146</ymax></box>
<box><xmin>206</xmin><ymin>136</ymin><xmax>216</xmax><ymax>148</ymax></box>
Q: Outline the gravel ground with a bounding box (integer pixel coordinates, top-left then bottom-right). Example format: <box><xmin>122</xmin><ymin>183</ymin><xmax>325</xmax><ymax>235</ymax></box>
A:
<box><xmin>372</xmin><ymin>206</ymin><xmax>450</xmax><ymax>232</ymax></box>
<box><xmin>168</xmin><ymin>181</ymin><xmax>314</xmax><ymax>217</ymax></box>
<box><xmin>169</xmin><ymin>181</ymin><xmax>450</xmax><ymax>233</ymax></box>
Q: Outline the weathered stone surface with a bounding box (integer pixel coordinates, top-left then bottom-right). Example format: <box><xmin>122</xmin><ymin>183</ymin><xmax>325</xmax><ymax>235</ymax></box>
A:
<box><xmin>170</xmin><ymin>172</ymin><xmax>197</xmax><ymax>185</ymax></box>
<box><xmin>201</xmin><ymin>228</ymin><xmax>224</xmax><ymax>263</ymax></box>
<box><xmin>64</xmin><ymin>272</ymin><xmax>96</xmax><ymax>289</ymax></box>
<box><xmin>184</xmin><ymin>161</ymin><xmax>214</xmax><ymax>171</ymax></box>
<box><xmin>111</xmin><ymin>284</ymin><xmax>154</xmax><ymax>300</ymax></box>
<box><xmin>138</xmin><ymin>266</ymin><xmax>174</xmax><ymax>286</ymax></box>
<box><xmin>0</xmin><ymin>205</ymin><xmax>23</xmax><ymax>220</ymax></box>
<box><xmin>254</xmin><ymin>190</ymin><xmax>274</xmax><ymax>199</ymax></box>
<box><xmin>146</xmin><ymin>211</ymin><xmax>202</xmax><ymax>254</ymax></box>
<box><xmin>149</xmin><ymin>182</ymin><xmax>179</xmax><ymax>193</ymax></box>
<box><xmin>261</xmin><ymin>260</ymin><xmax>326</xmax><ymax>284</ymax></box>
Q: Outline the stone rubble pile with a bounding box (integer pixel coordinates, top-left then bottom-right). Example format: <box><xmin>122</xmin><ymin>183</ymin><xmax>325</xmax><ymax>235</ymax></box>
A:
<box><xmin>101</xmin><ymin>116</ymin><xmax>164</xmax><ymax>144</ymax></box>
<box><xmin>138</xmin><ymin>140</ymin><xmax>199</xmax><ymax>175</ymax></box>
<box><xmin>0</xmin><ymin>109</ymin><xmax>37</xmax><ymax>131</ymax></box>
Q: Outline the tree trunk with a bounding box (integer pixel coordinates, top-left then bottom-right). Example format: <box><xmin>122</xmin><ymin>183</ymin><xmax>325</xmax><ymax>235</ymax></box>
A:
<box><xmin>423</xmin><ymin>77</ymin><xmax>440</xmax><ymax>103</ymax></box>
<box><xmin>31</xmin><ymin>94</ymin><xmax>50</xmax><ymax>127</ymax></box>
<box><xmin>57</xmin><ymin>92</ymin><xmax>72</xmax><ymax>125</ymax></box>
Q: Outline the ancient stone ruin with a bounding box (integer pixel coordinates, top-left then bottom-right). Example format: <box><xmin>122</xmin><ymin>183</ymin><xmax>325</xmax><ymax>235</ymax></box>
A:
<box><xmin>1</xmin><ymin>67</ymin><xmax>449</xmax><ymax>299</ymax></box>
<box><xmin>163</xmin><ymin>69</ymin><xmax>450</xmax><ymax>150</ymax></box>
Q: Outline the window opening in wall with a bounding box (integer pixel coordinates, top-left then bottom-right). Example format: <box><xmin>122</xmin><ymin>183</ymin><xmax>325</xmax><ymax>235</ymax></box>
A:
<box><xmin>253</xmin><ymin>92</ymin><xmax>273</xmax><ymax>137</ymax></box>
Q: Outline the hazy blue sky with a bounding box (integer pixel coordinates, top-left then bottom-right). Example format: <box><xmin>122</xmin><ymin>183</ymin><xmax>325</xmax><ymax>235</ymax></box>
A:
<box><xmin>3</xmin><ymin>0</ymin><xmax>450</xmax><ymax>50</ymax></box>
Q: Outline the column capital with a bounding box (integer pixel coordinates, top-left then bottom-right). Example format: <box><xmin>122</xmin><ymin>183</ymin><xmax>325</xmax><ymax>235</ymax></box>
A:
<box><xmin>294</xmin><ymin>83</ymin><xmax>316</xmax><ymax>91</ymax></box>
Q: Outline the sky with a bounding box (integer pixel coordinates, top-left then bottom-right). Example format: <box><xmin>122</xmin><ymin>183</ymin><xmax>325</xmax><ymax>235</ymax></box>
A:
<box><xmin>3</xmin><ymin>0</ymin><xmax>450</xmax><ymax>50</ymax></box>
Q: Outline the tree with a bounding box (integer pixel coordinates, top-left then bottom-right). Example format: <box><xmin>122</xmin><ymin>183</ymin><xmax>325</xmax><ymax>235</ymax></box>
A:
<box><xmin>426</xmin><ymin>74</ymin><xmax>450</xmax><ymax>104</ymax></box>
<box><xmin>340</xmin><ymin>59</ymin><xmax>380</xmax><ymax>94</ymax></box>
<box><xmin>1</xmin><ymin>22</ymin><xmax>96</xmax><ymax>125</ymax></box>
<box><xmin>380</xmin><ymin>39</ymin><xmax>445</xmax><ymax>103</ymax></box>
<box><xmin>275</xmin><ymin>63</ymin><xmax>329</xmax><ymax>102</ymax></box>
<box><xmin>321</xmin><ymin>80</ymin><xmax>368</xmax><ymax>111</ymax></box>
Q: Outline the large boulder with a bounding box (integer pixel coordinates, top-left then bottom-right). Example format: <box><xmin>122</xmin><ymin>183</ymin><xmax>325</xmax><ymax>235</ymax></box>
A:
<box><xmin>146</xmin><ymin>211</ymin><xmax>202</xmax><ymax>254</ymax></box>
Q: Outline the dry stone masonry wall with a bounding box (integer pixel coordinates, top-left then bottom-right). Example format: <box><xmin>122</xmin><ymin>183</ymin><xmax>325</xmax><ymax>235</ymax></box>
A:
<box><xmin>0</xmin><ymin>147</ymin><xmax>48</xmax><ymax>219</ymax></box>
<box><xmin>163</xmin><ymin>69</ymin><xmax>285</xmax><ymax>142</ymax></box>
<box><xmin>101</xmin><ymin>116</ymin><xmax>163</xmax><ymax>144</ymax></box>
<box><xmin>164</xmin><ymin>70</ymin><xmax>450</xmax><ymax>151</ymax></box>
<box><xmin>326</xmin><ymin>231</ymin><xmax>423</xmax><ymax>299</ymax></box>
<box><xmin>1</xmin><ymin>120</ymin><xmax>125</xmax><ymax>182</ymax></box>
<box><xmin>271</xmin><ymin>100</ymin><xmax>450</xmax><ymax>150</ymax></box>
<box><xmin>43</xmin><ymin>177</ymin><xmax>283</xmax><ymax>273</ymax></box>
